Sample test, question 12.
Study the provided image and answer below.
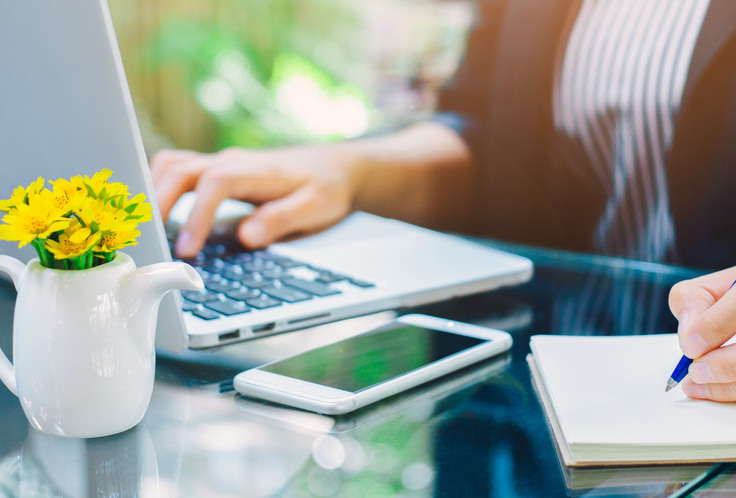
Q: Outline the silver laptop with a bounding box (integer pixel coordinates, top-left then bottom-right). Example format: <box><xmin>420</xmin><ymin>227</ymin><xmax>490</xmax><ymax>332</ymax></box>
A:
<box><xmin>0</xmin><ymin>0</ymin><xmax>533</xmax><ymax>351</ymax></box>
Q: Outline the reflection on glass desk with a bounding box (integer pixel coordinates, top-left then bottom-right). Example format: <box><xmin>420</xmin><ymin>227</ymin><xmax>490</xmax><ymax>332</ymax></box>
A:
<box><xmin>0</xmin><ymin>240</ymin><xmax>728</xmax><ymax>498</ymax></box>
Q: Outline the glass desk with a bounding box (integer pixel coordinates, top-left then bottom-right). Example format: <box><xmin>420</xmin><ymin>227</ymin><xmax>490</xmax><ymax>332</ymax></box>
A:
<box><xmin>0</xmin><ymin>241</ymin><xmax>732</xmax><ymax>497</ymax></box>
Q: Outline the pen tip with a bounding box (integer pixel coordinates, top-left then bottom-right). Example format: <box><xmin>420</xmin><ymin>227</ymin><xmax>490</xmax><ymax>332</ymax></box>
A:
<box><xmin>665</xmin><ymin>385</ymin><xmax>673</xmax><ymax>392</ymax></box>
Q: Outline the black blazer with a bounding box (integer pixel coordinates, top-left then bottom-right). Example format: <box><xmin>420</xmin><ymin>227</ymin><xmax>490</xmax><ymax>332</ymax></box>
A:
<box><xmin>437</xmin><ymin>0</ymin><xmax>736</xmax><ymax>270</ymax></box>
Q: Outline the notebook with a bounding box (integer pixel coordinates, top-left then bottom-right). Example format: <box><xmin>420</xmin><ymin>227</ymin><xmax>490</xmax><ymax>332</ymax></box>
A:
<box><xmin>0</xmin><ymin>0</ymin><xmax>533</xmax><ymax>351</ymax></box>
<box><xmin>528</xmin><ymin>334</ymin><xmax>736</xmax><ymax>467</ymax></box>
<box><xmin>560</xmin><ymin>463</ymin><xmax>714</xmax><ymax>496</ymax></box>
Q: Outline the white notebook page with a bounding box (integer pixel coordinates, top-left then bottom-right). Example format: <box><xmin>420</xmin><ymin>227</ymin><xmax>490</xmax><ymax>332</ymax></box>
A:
<box><xmin>530</xmin><ymin>334</ymin><xmax>736</xmax><ymax>449</ymax></box>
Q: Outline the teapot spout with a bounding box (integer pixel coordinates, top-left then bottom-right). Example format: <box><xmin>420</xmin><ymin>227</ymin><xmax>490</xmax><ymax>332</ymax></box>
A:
<box><xmin>119</xmin><ymin>262</ymin><xmax>204</xmax><ymax>350</ymax></box>
<box><xmin>125</xmin><ymin>261</ymin><xmax>204</xmax><ymax>302</ymax></box>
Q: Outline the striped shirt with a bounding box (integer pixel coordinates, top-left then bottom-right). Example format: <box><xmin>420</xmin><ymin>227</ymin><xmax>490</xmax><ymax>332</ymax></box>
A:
<box><xmin>554</xmin><ymin>0</ymin><xmax>711</xmax><ymax>263</ymax></box>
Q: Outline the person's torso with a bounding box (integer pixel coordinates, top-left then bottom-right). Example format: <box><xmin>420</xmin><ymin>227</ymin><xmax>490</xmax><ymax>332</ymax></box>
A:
<box><xmin>553</xmin><ymin>0</ymin><xmax>711</xmax><ymax>263</ymax></box>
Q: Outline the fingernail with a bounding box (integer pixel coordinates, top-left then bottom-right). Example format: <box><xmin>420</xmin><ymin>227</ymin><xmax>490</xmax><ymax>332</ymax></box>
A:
<box><xmin>688</xmin><ymin>361</ymin><xmax>715</xmax><ymax>383</ymax></box>
<box><xmin>677</xmin><ymin>312</ymin><xmax>690</xmax><ymax>335</ymax></box>
<box><xmin>681</xmin><ymin>378</ymin><xmax>711</xmax><ymax>399</ymax></box>
<box><xmin>682</xmin><ymin>333</ymin><xmax>709</xmax><ymax>358</ymax></box>
<box><xmin>241</xmin><ymin>220</ymin><xmax>267</xmax><ymax>248</ymax></box>
<box><xmin>176</xmin><ymin>231</ymin><xmax>193</xmax><ymax>256</ymax></box>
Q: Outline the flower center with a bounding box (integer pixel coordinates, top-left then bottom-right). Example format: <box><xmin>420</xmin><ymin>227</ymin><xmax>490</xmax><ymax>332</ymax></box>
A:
<box><xmin>100</xmin><ymin>232</ymin><xmax>116</xmax><ymax>247</ymax></box>
<box><xmin>61</xmin><ymin>238</ymin><xmax>85</xmax><ymax>254</ymax></box>
<box><xmin>29</xmin><ymin>217</ymin><xmax>48</xmax><ymax>234</ymax></box>
<box><xmin>54</xmin><ymin>193</ymin><xmax>69</xmax><ymax>209</ymax></box>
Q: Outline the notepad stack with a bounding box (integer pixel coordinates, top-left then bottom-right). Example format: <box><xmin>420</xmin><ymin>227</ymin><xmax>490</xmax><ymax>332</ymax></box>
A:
<box><xmin>528</xmin><ymin>334</ymin><xmax>736</xmax><ymax>467</ymax></box>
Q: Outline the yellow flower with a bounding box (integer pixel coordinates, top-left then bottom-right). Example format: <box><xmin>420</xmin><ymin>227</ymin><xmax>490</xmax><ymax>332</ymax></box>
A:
<box><xmin>104</xmin><ymin>181</ymin><xmax>130</xmax><ymax>200</ymax></box>
<box><xmin>0</xmin><ymin>168</ymin><xmax>151</xmax><ymax>269</ymax></box>
<box><xmin>95</xmin><ymin>228</ymin><xmax>141</xmax><ymax>252</ymax></box>
<box><xmin>77</xmin><ymin>198</ymin><xmax>139</xmax><ymax>233</ymax></box>
<box><xmin>49</xmin><ymin>177</ymin><xmax>87</xmax><ymax>214</ymax></box>
<box><xmin>45</xmin><ymin>220</ymin><xmax>100</xmax><ymax>260</ymax></box>
<box><xmin>120</xmin><ymin>193</ymin><xmax>153</xmax><ymax>223</ymax></box>
<box><xmin>84</xmin><ymin>168</ymin><xmax>114</xmax><ymax>187</ymax></box>
<box><xmin>0</xmin><ymin>189</ymin><xmax>70</xmax><ymax>247</ymax></box>
<box><xmin>0</xmin><ymin>177</ymin><xmax>45</xmax><ymax>212</ymax></box>
<box><xmin>78</xmin><ymin>168</ymin><xmax>128</xmax><ymax>201</ymax></box>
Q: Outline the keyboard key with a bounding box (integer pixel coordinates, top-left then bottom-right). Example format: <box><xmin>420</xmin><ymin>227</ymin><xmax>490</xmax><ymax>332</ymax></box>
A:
<box><xmin>239</xmin><ymin>275</ymin><xmax>274</xmax><ymax>288</ymax></box>
<box><xmin>205</xmin><ymin>279</ymin><xmax>240</xmax><ymax>293</ymax></box>
<box><xmin>192</xmin><ymin>307</ymin><xmax>221</xmax><ymax>320</ymax></box>
<box><xmin>316</xmin><ymin>272</ymin><xmax>349</xmax><ymax>283</ymax></box>
<box><xmin>349</xmin><ymin>279</ymin><xmax>375</xmax><ymax>288</ymax></box>
<box><xmin>223</xmin><ymin>267</ymin><xmax>246</xmax><ymax>280</ymax></box>
<box><xmin>245</xmin><ymin>295</ymin><xmax>282</xmax><ymax>309</ymax></box>
<box><xmin>252</xmin><ymin>251</ymin><xmax>278</xmax><ymax>261</ymax></box>
<box><xmin>244</xmin><ymin>260</ymin><xmax>276</xmax><ymax>272</ymax></box>
<box><xmin>224</xmin><ymin>252</ymin><xmax>253</xmax><ymax>263</ymax></box>
<box><xmin>225</xmin><ymin>288</ymin><xmax>261</xmax><ymax>301</ymax></box>
<box><xmin>181</xmin><ymin>300</ymin><xmax>200</xmax><ymax>312</ymax></box>
<box><xmin>261</xmin><ymin>267</ymin><xmax>289</xmax><ymax>279</ymax></box>
<box><xmin>205</xmin><ymin>298</ymin><xmax>251</xmax><ymax>316</ymax></box>
<box><xmin>220</xmin><ymin>270</ymin><xmax>251</xmax><ymax>282</ymax></box>
<box><xmin>262</xmin><ymin>284</ymin><xmax>312</xmax><ymax>303</ymax></box>
<box><xmin>202</xmin><ymin>244</ymin><xmax>228</xmax><ymax>257</ymax></box>
<box><xmin>181</xmin><ymin>289</ymin><xmax>220</xmax><ymax>303</ymax></box>
<box><xmin>281</xmin><ymin>277</ymin><xmax>341</xmax><ymax>297</ymax></box>
<box><xmin>271</xmin><ymin>257</ymin><xmax>305</xmax><ymax>268</ymax></box>
<box><xmin>202</xmin><ymin>258</ymin><xmax>229</xmax><ymax>273</ymax></box>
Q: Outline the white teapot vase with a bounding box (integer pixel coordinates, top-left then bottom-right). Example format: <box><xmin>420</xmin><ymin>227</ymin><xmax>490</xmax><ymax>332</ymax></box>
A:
<box><xmin>0</xmin><ymin>252</ymin><xmax>203</xmax><ymax>438</ymax></box>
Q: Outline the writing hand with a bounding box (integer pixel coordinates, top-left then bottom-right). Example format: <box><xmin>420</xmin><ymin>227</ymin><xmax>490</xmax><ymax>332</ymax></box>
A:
<box><xmin>669</xmin><ymin>267</ymin><xmax>736</xmax><ymax>401</ymax></box>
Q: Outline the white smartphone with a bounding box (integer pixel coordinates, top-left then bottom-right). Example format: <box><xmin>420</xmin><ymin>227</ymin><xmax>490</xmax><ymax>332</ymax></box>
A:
<box><xmin>232</xmin><ymin>314</ymin><xmax>513</xmax><ymax>415</ymax></box>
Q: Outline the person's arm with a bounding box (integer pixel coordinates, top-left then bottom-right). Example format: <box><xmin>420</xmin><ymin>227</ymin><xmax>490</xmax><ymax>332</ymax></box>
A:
<box><xmin>669</xmin><ymin>267</ymin><xmax>736</xmax><ymax>401</ymax></box>
<box><xmin>150</xmin><ymin>121</ymin><xmax>479</xmax><ymax>258</ymax></box>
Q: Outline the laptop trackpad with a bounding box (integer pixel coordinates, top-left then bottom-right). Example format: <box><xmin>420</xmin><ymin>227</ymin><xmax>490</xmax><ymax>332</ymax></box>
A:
<box><xmin>275</xmin><ymin>212</ymin><xmax>406</xmax><ymax>251</ymax></box>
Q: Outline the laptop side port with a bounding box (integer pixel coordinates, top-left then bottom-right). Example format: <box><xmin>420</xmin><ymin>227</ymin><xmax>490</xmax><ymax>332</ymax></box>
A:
<box><xmin>218</xmin><ymin>330</ymin><xmax>240</xmax><ymax>342</ymax></box>
<box><xmin>252</xmin><ymin>322</ymin><xmax>276</xmax><ymax>333</ymax></box>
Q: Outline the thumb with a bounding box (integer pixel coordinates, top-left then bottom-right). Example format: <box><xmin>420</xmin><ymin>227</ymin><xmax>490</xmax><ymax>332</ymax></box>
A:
<box><xmin>669</xmin><ymin>279</ymin><xmax>718</xmax><ymax>357</ymax></box>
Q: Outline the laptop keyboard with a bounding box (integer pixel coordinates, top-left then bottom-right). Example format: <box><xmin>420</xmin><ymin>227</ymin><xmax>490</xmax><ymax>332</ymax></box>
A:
<box><xmin>168</xmin><ymin>231</ymin><xmax>374</xmax><ymax>321</ymax></box>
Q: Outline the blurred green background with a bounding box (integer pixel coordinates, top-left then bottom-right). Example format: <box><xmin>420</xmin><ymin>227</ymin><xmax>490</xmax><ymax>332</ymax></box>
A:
<box><xmin>108</xmin><ymin>0</ymin><xmax>473</xmax><ymax>154</ymax></box>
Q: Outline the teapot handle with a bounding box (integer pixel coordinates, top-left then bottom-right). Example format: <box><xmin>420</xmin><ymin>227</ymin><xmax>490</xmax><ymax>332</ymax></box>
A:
<box><xmin>0</xmin><ymin>255</ymin><xmax>25</xmax><ymax>396</ymax></box>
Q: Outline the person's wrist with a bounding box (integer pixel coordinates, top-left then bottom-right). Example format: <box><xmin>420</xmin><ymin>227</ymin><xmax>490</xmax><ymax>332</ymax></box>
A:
<box><xmin>330</xmin><ymin>140</ymin><xmax>371</xmax><ymax>210</ymax></box>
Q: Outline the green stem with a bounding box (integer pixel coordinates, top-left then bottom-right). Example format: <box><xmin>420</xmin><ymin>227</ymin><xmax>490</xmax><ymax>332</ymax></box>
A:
<box><xmin>31</xmin><ymin>239</ymin><xmax>50</xmax><ymax>268</ymax></box>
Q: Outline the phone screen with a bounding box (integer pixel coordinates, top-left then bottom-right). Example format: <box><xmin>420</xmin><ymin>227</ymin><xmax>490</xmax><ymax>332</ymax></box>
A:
<box><xmin>260</xmin><ymin>325</ymin><xmax>487</xmax><ymax>393</ymax></box>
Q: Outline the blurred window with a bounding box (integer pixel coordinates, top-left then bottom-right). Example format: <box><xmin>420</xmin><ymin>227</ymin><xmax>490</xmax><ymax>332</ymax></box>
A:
<box><xmin>109</xmin><ymin>0</ymin><xmax>474</xmax><ymax>152</ymax></box>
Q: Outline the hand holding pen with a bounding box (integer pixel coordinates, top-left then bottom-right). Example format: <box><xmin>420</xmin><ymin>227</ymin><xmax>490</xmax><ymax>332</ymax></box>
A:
<box><xmin>667</xmin><ymin>268</ymin><xmax>736</xmax><ymax>401</ymax></box>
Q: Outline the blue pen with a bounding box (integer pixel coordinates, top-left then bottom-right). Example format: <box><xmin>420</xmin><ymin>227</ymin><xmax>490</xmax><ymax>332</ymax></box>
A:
<box><xmin>665</xmin><ymin>279</ymin><xmax>736</xmax><ymax>392</ymax></box>
<box><xmin>664</xmin><ymin>355</ymin><xmax>692</xmax><ymax>392</ymax></box>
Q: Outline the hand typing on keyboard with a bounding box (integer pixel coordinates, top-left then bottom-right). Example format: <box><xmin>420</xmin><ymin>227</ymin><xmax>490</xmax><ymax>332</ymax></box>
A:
<box><xmin>149</xmin><ymin>122</ymin><xmax>477</xmax><ymax>258</ymax></box>
<box><xmin>151</xmin><ymin>146</ymin><xmax>357</xmax><ymax>257</ymax></box>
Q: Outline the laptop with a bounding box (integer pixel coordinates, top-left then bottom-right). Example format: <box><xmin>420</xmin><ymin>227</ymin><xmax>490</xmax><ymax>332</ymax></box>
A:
<box><xmin>0</xmin><ymin>0</ymin><xmax>533</xmax><ymax>351</ymax></box>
